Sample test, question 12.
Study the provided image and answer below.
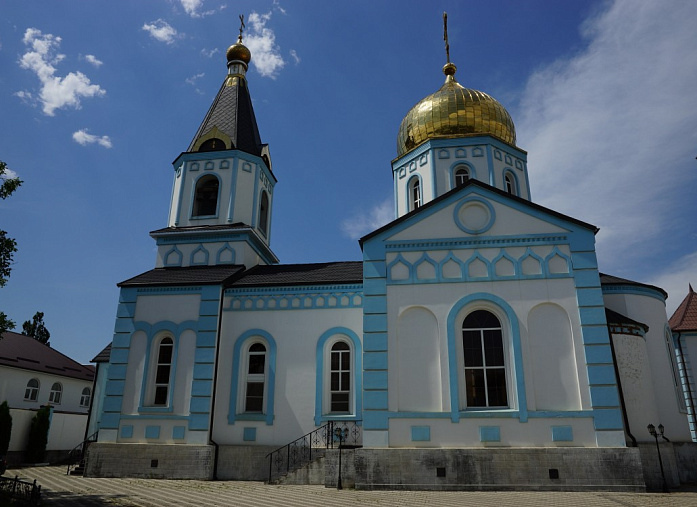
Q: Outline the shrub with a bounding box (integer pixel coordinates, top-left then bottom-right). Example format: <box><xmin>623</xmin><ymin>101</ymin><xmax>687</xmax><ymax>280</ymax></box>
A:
<box><xmin>25</xmin><ymin>406</ymin><xmax>50</xmax><ymax>463</ymax></box>
<box><xmin>0</xmin><ymin>401</ymin><xmax>11</xmax><ymax>455</ymax></box>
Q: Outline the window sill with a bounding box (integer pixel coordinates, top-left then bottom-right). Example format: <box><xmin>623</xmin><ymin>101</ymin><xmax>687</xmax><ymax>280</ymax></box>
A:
<box><xmin>138</xmin><ymin>405</ymin><xmax>173</xmax><ymax>414</ymax></box>
<box><xmin>190</xmin><ymin>215</ymin><xmax>218</xmax><ymax>220</ymax></box>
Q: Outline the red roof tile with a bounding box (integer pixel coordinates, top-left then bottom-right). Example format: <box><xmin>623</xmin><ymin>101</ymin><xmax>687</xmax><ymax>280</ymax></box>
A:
<box><xmin>669</xmin><ymin>285</ymin><xmax>697</xmax><ymax>332</ymax></box>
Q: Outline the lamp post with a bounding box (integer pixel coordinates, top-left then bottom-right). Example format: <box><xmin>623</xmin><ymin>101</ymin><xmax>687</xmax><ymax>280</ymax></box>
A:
<box><xmin>334</xmin><ymin>427</ymin><xmax>348</xmax><ymax>490</ymax></box>
<box><xmin>647</xmin><ymin>423</ymin><xmax>669</xmax><ymax>493</ymax></box>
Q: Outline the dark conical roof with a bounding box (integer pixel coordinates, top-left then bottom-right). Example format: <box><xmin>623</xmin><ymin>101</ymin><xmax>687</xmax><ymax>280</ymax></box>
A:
<box><xmin>187</xmin><ymin>74</ymin><xmax>263</xmax><ymax>156</ymax></box>
<box><xmin>669</xmin><ymin>285</ymin><xmax>697</xmax><ymax>332</ymax></box>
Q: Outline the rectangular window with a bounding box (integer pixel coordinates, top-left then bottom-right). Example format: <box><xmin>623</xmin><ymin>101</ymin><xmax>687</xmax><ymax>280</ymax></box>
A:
<box><xmin>330</xmin><ymin>342</ymin><xmax>351</xmax><ymax>413</ymax></box>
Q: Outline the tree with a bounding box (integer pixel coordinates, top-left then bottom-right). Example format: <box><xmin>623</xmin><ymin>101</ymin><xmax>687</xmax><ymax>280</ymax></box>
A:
<box><xmin>22</xmin><ymin>312</ymin><xmax>50</xmax><ymax>346</ymax></box>
<box><xmin>0</xmin><ymin>160</ymin><xmax>22</xmax><ymax>337</ymax></box>
<box><xmin>0</xmin><ymin>401</ymin><xmax>11</xmax><ymax>456</ymax></box>
<box><xmin>25</xmin><ymin>406</ymin><xmax>50</xmax><ymax>463</ymax></box>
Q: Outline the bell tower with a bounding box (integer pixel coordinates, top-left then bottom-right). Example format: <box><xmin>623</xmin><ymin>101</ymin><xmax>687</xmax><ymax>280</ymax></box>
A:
<box><xmin>155</xmin><ymin>20</ymin><xmax>278</xmax><ymax>269</ymax></box>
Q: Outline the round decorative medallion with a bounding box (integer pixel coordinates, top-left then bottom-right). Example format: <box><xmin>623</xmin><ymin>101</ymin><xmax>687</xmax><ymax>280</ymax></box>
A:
<box><xmin>454</xmin><ymin>197</ymin><xmax>495</xmax><ymax>234</ymax></box>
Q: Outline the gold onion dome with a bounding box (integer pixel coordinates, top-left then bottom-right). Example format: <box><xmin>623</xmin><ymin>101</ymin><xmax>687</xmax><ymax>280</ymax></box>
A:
<box><xmin>226</xmin><ymin>35</ymin><xmax>251</xmax><ymax>66</ymax></box>
<box><xmin>397</xmin><ymin>62</ymin><xmax>516</xmax><ymax>157</ymax></box>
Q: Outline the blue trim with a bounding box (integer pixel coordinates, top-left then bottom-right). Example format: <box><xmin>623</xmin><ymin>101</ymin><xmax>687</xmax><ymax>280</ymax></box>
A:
<box><xmin>145</xmin><ymin>425</ymin><xmax>161</xmax><ymax>439</ymax></box>
<box><xmin>492</xmin><ymin>250</ymin><xmax>518</xmax><ymax>279</ymax></box>
<box><xmin>163</xmin><ymin>246</ymin><xmax>183</xmax><ymax>267</ymax></box>
<box><xmin>226</xmin><ymin>285</ymin><xmax>362</xmax><ymax>312</ymax></box>
<box><xmin>519</xmin><ymin>248</ymin><xmax>544</xmax><ymax>277</ymax></box>
<box><xmin>480</xmin><ymin>426</ymin><xmax>500</xmax><ymax>442</ymax></box>
<box><xmin>190</xmin><ymin>244</ymin><xmax>210</xmax><ymax>266</ymax></box>
<box><xmin>446</xmin><ymin>293</ymin><xmax>527</xmax><ymax>423</ymax></box>
<box><xmin>411</xmin><ymin>426</ymin><xmax>431</xmax><ymax>441</ymax></box>
<box><xmin>120</xmin><ymin>425</ymin><xmax>134</xmax><ymax>438</ymax></box>
<box><xmin>243</xmin><ymin>427</ymin><xmax>257</xmax><ymax>441</ymax></box>
<box><xmin>314</xmin><ymin>327</ymin><xmax>363</xmax><ymax>425</ymax></box>
<box><xmin>228</xmin><ymin>329</ymin><xmax>277</xmax><ymax>425</ymax></box>
<box><xmin>227</xmin><ymin>157</ymin><xmax>239</xmax><ymax>222</ymax></box>
<box><xmin>413</xmin><ymin>252</ymin><xmax>438</xmax><ymax>281</ymax></box>
<box><xmin>251</xmin><ymin>165</ymin><xmax>260</xmax><ymax>228</ymax></box>
<box><xmin>464</xmin><ymin>251</ymin><xmax>492</xmax><ymax>280</ymax></box>
<box><xmin>486</xmin><ymin>145</ymin><xmax>495</xmax><ymax>186</ymax></box>
<box><xmin>544</xmin><ymin>247</ymin><xmax>572</xmax><ymax>277</ymax></box>
<box><xmin>600</xmin><ymin>284</ymin><xmax>667</xmax><ymax>303</ymax></box>
<box><xmin>173</xmin><ymin>426</ymin><xmax>186</xmax><ymax>439</ymax></box>
<box><xmin>453</xmin><ymin>196</ymin><xmax>496</xmax><ymax>235</ymax></box>
<box><xmin>174</xmin><ymin>162</ymin><xmax>187</xmax><ymax>226</ymax></box>
<box><xmin>215</xmin><ymin>242</ymin><xmax>236</xmax><ymax>264</ymax></box>
<box><xmin>552</xmin><ymin>426</ymin><xmax>573</xmax><ymax>441</ymax></box>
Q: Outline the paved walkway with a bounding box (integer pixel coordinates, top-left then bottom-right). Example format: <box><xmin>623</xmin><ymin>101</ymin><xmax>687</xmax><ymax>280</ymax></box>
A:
<box><xmin>6</xmin><ymin>465</ymin><xmax>697</xmax><ymax>506</ymax></box>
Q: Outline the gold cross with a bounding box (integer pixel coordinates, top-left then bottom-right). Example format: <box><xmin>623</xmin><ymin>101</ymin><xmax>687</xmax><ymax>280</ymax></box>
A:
<box><xmin>239</xmin><ymin>14</ymin><xmax>245</xmax><ymax>39</ymax></box>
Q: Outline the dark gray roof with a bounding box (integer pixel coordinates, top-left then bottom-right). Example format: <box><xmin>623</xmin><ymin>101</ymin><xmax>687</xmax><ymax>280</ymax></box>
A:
<box><xmin>150</xmin><ymin>223</ymin><xmax>250</xmax><ymax>235</ymax></box>
<box><xmin>91</xmin><ymin>343</ymin><xmax>112</xmax><ymax>363</ymax></box>
<box><xmin>605</xmin><ymin>308</ymin><xmax>649</xmax><ymax>333</ymax></box>
<box><xmin>230</xmin><ymin>262</ymin><xmax>363</xmax><ymax>288</ymax></box>
<box><xmin>0</xmin><ymin>331</ymin><xmax>95</xmax><ymax>381</ymax></box>
<box><xmin>187</xmin><ymin>76</ymin><xmax>263</xmax><ymax>156</ymax></box>
<box><xmin>119</xmin><ymin>265</ymin><xmax>245</xmax><ymax>287</ymax></box>
<box><xmin>599</xmin><ymin>273</ymin><xmax>667</xmax><ymax>299</ymax></box>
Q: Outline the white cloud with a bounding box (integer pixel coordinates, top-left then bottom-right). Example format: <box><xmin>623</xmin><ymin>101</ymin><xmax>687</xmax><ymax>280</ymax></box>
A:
<box><xmin>17</xmin><ymin>28</ymin><xmax>106</xmax><ymax>116</ymax></box>
<box><xmin>516</xmin><ymin>0</ymin><xmax>697</xmax><ymax>279</ymax></box>
<box><xmin>185</xmin><ymin>72</ymin><xmax>205</xmax><ymax>85</ymax></box>
<box><xmin>200</xmin><ymin>47</ymin><xmax>219</xmax><ymax>58</ymax></box>
<box><xmin>84</xmin><ymin>54</ymin><xmax>103</xmax><ymax>67</ymax></box>
<box><xmin>289</xmin><ymin>49</ymin><xmax>300</xmax><ymax>64</ymax></box>
<box><xmin>1</xmin><ymin>167</ymin><xmax>18</xmax><ymax>180</ymax></box>
<box><xmin>72</xmin><ymin>129</ymin><xmax>112</xmax><ymax>148</ymax></box>
<box><xmin>245</xmin><ymin>11</ymin><xmax>285</xmax><ymax>79</ymax></box>
<box><xmin>341</xmin><ymin>198</ymin><xmax>393</xmax><ymax>241</ymax></box>
<box><xmin>142</xmin><ymin>19</ymin><xmax>179</xmax><ymax>44</ymax></box>
<box><xmin>179</xmin><ymin>0</ymin><xmax>215</xmax><ymax>18</ymax></box>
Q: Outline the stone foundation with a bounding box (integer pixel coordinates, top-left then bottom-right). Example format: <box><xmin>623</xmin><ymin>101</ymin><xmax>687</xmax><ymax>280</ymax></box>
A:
<box><xmin>85</xmin><ymin>443</ymin><xmax>214</xmax><ymax>479</ymax></box>
<box><xmin>216</xmin><ymin>445</ymin><xmax>277</xmax><ymax>481</ymax></box>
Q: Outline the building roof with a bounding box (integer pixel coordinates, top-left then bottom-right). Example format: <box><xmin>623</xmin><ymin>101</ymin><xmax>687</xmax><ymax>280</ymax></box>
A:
<box><xmin>150</xmin><ymin>223</ymin><xmax>251</xmax><ymax>236</ymax></box>
<box><xmin>187</xmin><ymin>73</ymin><xmax>263</xmax><ymax>157</ymax></box>
<box><xmin>118</xmin><ymin>265</ymin><xmax>245</xmax><ymax>287</ymax></box>
<box><xmin>0</xmin><ymin>331</ymin><xmax>94</xmax><ymax>381</ymax></box>
<box><xmin>91</xmin><ymin>343</ymin><xmax>112</xmax><ymax>363</ymax></box>
<box><xmin>360</xmin><ymin>179</ymin><xmax>598</xmax><ymax>246</ymax></box>
<box><xmin>599</xmin><ymin>273</ymin><xmax>668</xmax><ymax>299</ymax></box>
<box><xmin>229</xmin><ymin>261</ymin><xmax>363</xmax><ymax>288</ymax></box>
<box><xmin>669</xmin><ymin>285</ymin><xmax>697</xmax><ymax>332</ymax></box>
<box><xmin>605</xmin><ymin>308</ymin><xmax>649</xmax><ymax>333</ymax></box>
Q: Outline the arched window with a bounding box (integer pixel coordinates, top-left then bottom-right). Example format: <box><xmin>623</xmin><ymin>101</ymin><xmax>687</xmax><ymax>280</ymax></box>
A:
<box><xmin>244</xmin><ymin>343</ymin><xmax>267</xmax><ymax>413</ymax></box>
<box><xmin>504</xmin><ymin>173</ymin><xmax>516</xmax><ymax>195</ymax></box>
<box><xmin>198</xmin><ymin>137</ymin><xmax>225</xmax><ymax>152</ymax></box>
<box><xmin>80</xmin><ymin>387</ymin><xmax>91</xmax><ymax>408</ymax></box>
<box><xmin>409</xmin><ymin>178</ymin><xmax>421</xmax><ymax>211</ymax></box>
<box><xmin>455</xmin><ymin>166</ymin><xmax>470</xmax><ymax>187</ymax></box>
<box><xmin>462</xmin><ymin>310</ymin><xmax>508</xmax><ymax>408</ymax></box>
<box><xmin>154</xmin><ymin>337</ymin><xmax>173</xmax><ymax>406</ymax></box>
<box><xmin>192</xmin><ymin>175</ymin><xmax>219</xmax><ymax>217</ymax></box>
<box><xmin>259</xmin><ymin>192</ymin><xmax>269</xmax><ymax>236</ymax></box>
<box><xmin>330</xmin><ymin>342</ymin><xmax>351</xmax><ymax>413</ymax></box>
<box><xmin>24</xmin><ymin>378</ymin><xmax>39</xmax><ymax>401</ymax></box>
<box><xmin>49</xmin><ymin>382</ymin><xmax>63</xmax><ymax>404</ymax></box>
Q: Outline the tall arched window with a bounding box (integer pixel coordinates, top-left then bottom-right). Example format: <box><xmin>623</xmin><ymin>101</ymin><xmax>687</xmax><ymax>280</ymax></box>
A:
<box><xmin>330</xmin><ymin>342</ymin><xmax>351</xmax><ymax>413</ymax></box>
<box><xmin>504</xmin><ymin>173</ymin><xmax>516</xmax><ymax>195</ymax></box>
<box><xmin>259</xmin><ymin>192</ymin><xmax>269</xmax><ymax>236</ymax></box>
<box><xmin>24</xmin><ymin>378</ymin><xmax>39</xmax><ymax>401</ymax></box>
<box><xmin>245</xmin><ymin>343</ymin><xmax>267</xmax><ymax>413</ymax></box>
<box><xmin>80</xmin><ymin>387</ymin><xmax>91</xmax><ymax>408</ymax></box>
<box><xmin>49</xmin><ymin>382</ymin><xmax>63</xmax><ymax>404</ymax></box>
<box><xmin>462</xmin><ymin>310</ymin><xmax>508</xmax><ymax>408</ymax></box>
<box><xmin>192</xmin><ymin>175</ymin><xmax>219</xmax><ymax>217</ymax></box>
<box><xmin>455</xmin><ymin>166</ymin><xmax>470</xmax><ymax>187</ymax></box>
<box><xmin>409</xmin><ymin>178</ymin><xmax>421</xmax><ymax>211</ymax></box>
<box><xmin>154</xmin><ymin>337</ymin><xmax>173</xmax><ymax>406</ymax></box>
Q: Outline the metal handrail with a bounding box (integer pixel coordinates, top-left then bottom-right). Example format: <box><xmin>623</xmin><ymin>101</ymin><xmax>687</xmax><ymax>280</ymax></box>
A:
<box><xmin>0</xmin><ymin>475</ymin><xmax>41</xmax><ymax>506</ymax></box>
<box><xmin>66</xmin><ymin>430</ymin><xmax>99</xmax><ymax>475</ymax></box>
<box><xmin>265</xmin><ymin>420</ymin><xmax>361</xmax><ymax>483</ymax></box>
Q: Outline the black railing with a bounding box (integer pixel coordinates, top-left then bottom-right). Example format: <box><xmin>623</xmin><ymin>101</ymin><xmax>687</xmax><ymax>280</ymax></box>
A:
<box><xmin>265</xmin><ymin>420</ymin><xmax>361</xmax><ymax>483</ymax></box>
<box><xmin>66</xmin><ymin>430</ymin><xmax>99</xmax><ymax>475</ymax></box>
<box><xmin>0</xmin><ymin>476</ymin><xmax>41</xmax><ymax>506</ymax></box>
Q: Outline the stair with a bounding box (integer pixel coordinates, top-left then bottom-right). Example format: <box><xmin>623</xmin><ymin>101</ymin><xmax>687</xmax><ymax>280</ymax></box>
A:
<box><xmin>68</xmin><ymin>459</ymin><xmax>85</xmax><ymax>476</ymax></box>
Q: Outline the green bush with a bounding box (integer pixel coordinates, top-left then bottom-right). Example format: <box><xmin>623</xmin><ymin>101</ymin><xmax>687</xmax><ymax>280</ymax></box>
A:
<box><xmin>0</xmin><ymin>401</ymin><xmax>11</xmax><ymax>455</ymax></box>
<box><xmin>25</xmin><ymin>406</ymin><xmax>50</xmax><ymax>463</ymax></box>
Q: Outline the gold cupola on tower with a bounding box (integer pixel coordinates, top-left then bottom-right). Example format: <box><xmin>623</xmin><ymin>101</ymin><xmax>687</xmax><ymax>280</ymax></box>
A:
<box><xmin>396</xmin><ymin>15</ymin><xmax>516</xmax><ymax>157</ymax></box>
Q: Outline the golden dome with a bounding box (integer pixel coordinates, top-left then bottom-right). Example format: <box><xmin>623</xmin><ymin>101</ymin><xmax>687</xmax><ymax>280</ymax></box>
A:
<box><xmin>396</xmin><ymin>64</ymin><xmax>516</xmax><ymax>157</ymax></box>
<box><xmin>226</xmin><ymin>36</ymin><xmax>251</xmax><ymax>66</ymax></box>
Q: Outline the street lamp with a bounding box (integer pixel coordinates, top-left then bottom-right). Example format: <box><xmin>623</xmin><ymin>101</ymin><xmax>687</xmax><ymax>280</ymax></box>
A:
<box><xmin>334</xmin><ymin>427</ymin><xmax>348</xmax><ymax>490</ymax></box>
<box><xmin>647</xmin><ymin>423</ymin><xmax>669</xmax><ymax>493</ymax></box>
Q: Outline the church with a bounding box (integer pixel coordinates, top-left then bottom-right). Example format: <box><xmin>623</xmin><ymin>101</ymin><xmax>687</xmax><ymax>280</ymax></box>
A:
<box><xmin>85</xmin><ymin>20</ymin><xmax>697</xmax><ymax>491</ymax></box>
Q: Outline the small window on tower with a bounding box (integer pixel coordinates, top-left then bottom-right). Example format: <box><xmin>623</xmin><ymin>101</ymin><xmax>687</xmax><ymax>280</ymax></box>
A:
<box><xmin>198</xmin><ymin>138</ymin><xmax>225</xmax><ymax>152</ymax></box>
<box><xmin>192</xmin><ymin>175</ymin><xmax>219</xmax><ymax>217</ymax></box>
<box><xmin>504</xmin><ymin>173</ymin><xmax>516</xmax><ymax>196</ymax></box>
<box><xmin>409</xmin><ymin>177</ymin><xmax>421</xmax><ymax>211</ymax></box>
<box><xmin>455</xmin><ymin>167</ymin><xmax>470</xmax><ymax>187</ymax></box>
<box><xmin>259</xmin><ymin>192</ymin><xmax>269</xmax><ymax>236</ymax></box>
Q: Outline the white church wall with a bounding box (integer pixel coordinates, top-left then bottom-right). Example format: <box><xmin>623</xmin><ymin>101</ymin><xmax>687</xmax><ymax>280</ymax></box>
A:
<box><xmin>213</xmin><ymin>305</ymin><xmax>363</xmax><ymax>447</ymax></box>
<box><xmin>604</xmin><ymin>291</ymin><xmax>691</xmax><ymax>442</ymax></box>
<box><xmin>134</xmin><ymin>295</ymin><xmax>201</xmax><ymax>324</ymax></box>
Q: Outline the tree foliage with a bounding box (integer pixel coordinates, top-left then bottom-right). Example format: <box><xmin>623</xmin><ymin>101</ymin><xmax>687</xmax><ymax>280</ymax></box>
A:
<box><xmin>1</xmin><ymin>160</ymin><xmax>22</xmax><ymax>337</ymax></box>
<box><xmin>25</xmin><ymin>406</ymin><xmax>50</xmax><ymax>463</ymax></box>
<box><xmin>22</xmin><ymin>311</ymin><xmax>51</xmax><ymax>346</ymax></box>
<box><xmin>0</xmin><ymin>401</ymin><xmax>12</xmax><ymax>456</ymax></box>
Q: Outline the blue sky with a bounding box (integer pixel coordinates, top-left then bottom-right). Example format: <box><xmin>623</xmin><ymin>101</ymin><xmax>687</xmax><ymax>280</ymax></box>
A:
<box><xmin>1</xmin><ymin>0</ymin><xmax>696</xmax><ymax>364</ymax></box>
